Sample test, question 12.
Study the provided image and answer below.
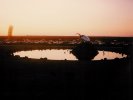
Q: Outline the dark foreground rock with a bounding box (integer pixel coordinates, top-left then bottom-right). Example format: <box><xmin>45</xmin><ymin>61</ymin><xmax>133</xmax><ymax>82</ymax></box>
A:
<box><xmin>71</xmin><ymin>42</ymin><xmax>98</xmax><ymax>60</ymax></box>
<box><xmin>1</xmin><ymin>58</ymin><xmax>132</xmax><ymax>100</ymax></box>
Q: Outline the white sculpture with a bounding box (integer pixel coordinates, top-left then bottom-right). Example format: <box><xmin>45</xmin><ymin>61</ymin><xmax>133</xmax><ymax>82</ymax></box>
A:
<box><xmin>76</xmin><ymin>33</ymin><xmax>90</xmax><ymax>42</ymax></box>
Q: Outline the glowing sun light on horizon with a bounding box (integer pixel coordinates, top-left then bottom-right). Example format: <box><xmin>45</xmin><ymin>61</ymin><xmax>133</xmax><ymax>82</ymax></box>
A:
<box><xmin>0</xmin><ymin>0</ymin><xmax>133</xmax><ymax>36</ymax></box>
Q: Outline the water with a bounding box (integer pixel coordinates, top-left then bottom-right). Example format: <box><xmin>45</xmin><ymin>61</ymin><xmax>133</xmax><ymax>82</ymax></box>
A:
<box><xmin>14</xmin><ymin>49</ymin><xmax>127</xmax><ymax>60</ymax></box>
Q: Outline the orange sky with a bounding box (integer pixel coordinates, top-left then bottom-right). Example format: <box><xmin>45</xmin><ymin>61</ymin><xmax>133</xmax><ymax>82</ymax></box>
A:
<box><xmin>0</xmin><ymin>0</ymin><xmax>133</xmax><ymax>36</ymax></box>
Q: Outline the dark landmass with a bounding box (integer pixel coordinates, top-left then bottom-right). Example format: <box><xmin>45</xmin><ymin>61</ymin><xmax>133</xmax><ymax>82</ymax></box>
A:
<box><xmin>0</xmin><ymin>36</ymin><xmax>133</xmax><ymax>45</ymax></box>
<box><xmin>1</xmin><ymin>57</ymin><xmax>132</xmax><ymax>100</ymax></box>
<box><xmin>0</xmin><ymin>36</ymin><xmax>132</xmax><ymax>99</ymax></box>
<box><xmin>71</xmin><ymin>42</ymin><xmax>98</xmax><ymax>60</ymax></box>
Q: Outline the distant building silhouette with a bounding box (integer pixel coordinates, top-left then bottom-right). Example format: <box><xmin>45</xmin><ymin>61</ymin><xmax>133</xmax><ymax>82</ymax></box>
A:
<box><xmin>8</xmin><ymin>25</ymin><xmax>13</xmax><ymax>37</ymax></box>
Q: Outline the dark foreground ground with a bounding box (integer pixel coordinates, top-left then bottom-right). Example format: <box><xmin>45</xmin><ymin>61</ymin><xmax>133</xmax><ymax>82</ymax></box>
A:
<box><xmin>0</xmin><ymin>36</ymin><xmax>132</xmax><ymax>99</ymax></box>
<box><xmin>1</xmin><ymin>57</ymin><xmax>132</xmax><ymax>100</ymax></box>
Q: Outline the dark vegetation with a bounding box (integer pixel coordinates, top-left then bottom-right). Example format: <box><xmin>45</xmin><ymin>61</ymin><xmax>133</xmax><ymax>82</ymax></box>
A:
<box><xmin>0</xmin><ymin>36</ymin><xmax>132</xmax><ymax>99</ymax></box>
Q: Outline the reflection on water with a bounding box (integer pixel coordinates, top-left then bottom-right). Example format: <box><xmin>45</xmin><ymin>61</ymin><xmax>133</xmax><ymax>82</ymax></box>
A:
<box><xmin>14</xmin><ymin>49</ymin><xmax>127</xmax><ymax>60</ymax></box>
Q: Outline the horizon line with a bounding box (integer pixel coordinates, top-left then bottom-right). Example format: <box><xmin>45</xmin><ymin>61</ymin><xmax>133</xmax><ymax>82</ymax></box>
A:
<box><xmin>0</xmin><ymin>35</ymin><xmax>133</xmax><ymax>37</ymax></box>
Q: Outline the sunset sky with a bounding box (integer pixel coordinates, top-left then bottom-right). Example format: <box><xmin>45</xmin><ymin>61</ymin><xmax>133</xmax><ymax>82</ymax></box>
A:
<box><xmin>0</xmin><ymin>0</ymin><xmax>133</xmax><ymax>36</ymax></box>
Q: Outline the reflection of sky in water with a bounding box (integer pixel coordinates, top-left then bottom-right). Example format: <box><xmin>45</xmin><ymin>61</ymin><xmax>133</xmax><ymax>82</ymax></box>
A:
<box><xmin>14</xmin><ymin>49</ymin><xmax>127</xmax><ymax>60</ymax></box>
<box><xmin>94</xmin><ymin>51</ymin><xmax>127</xmax><ymax>60</ymax></box>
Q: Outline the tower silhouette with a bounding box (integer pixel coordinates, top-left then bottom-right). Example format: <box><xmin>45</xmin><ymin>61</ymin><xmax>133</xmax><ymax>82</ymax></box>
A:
<box><xmin>8</xmin><ymin>25</ymin><xmax>13</xmax><ymax>37</ymax></box>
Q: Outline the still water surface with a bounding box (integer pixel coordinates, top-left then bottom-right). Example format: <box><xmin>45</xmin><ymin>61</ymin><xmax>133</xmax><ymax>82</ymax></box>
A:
<box><xmin>14</xmin><ymin>49</ymin><xmax>127</xmax><ymax>60</ymax></box>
